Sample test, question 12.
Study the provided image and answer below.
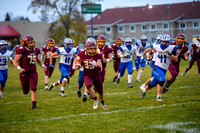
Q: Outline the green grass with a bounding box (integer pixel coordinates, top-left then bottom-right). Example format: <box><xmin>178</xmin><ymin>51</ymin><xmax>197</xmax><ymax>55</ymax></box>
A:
<box><xmin>0</xmin><ymin>60</ymin><xmax>200</xmax><ymax>133</ymax></box>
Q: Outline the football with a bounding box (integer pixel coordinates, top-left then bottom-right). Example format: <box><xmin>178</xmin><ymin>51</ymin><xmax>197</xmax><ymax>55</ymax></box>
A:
<box><xmin>73</xmin><ymin>58</ymin><xmax>82</xmax><ymax>70</ymax></box>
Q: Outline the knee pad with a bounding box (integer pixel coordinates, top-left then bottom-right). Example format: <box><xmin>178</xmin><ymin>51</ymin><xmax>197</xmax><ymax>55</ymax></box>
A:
<box><xmin>158</xmin><ymin>81</ymin><xmax>165</xmax><ymax>87</ymax></box>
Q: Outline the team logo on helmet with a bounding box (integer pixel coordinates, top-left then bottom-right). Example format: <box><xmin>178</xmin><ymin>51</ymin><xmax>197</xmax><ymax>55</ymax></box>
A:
<box><xmin>23</xmin><ymin>35</ymin><xmax>36</xmax><ymax>49</ymax></box>
<box><xmin>176</xmin><ymin>33</ymin><xmax>186</xmax><ymax>45</ymax></box>
<box><xmin>85</xmin><ymin>38</ymin><xmax>97</xmax><ymax>56</ymax></box>
<box><xmin>97</xmin><ymin>35</ymin><xmax>107</xmax><ymax>49</ymax></box>
<box><xmin>47</xmin><ymin>38</ymin><xmax>55</xmax><ymax>48</ymax></box>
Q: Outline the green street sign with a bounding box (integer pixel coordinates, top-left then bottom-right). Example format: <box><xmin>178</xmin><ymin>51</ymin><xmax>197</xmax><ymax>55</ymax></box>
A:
<box><xmin>81</xmin><ymin>4</ymin><xmax>101</xmax><ymax>14</ymax></box>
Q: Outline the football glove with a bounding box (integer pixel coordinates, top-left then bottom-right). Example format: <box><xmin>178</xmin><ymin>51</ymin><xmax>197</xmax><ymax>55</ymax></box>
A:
<box><xmin>92</xmin><ymin>60</ymin><xmax>97</xmax><ymax>67</ymax></box>
<box><xmin>49</xmin><ymin>64</ymin><xmax>54</xmax><ymax>68</ymax></box>
<box><xmin>145</xmin><ymin>58</ymin><xmax>151</xmax><ymax>65</ymax></box>
<box><xmin>113</xmin><ymin>56</ymin><xmax>117</xmax><ymax>60</ymax></box>
<box><xmin>124</xmin><ymin>53</ymin><xmax>130</xmax><ymax>57</ymax></box>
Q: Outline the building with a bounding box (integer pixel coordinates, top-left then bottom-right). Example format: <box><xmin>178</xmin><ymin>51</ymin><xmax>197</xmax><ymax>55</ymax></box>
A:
<box><xmin>86</xmin><ymin>1</ymin><xmax>200</xmax><ymax>44</ymax></box>
<box><xmin>0</xmin><ymin>20</ymin><xmax>50</xmax><ymax>49</ymax></box>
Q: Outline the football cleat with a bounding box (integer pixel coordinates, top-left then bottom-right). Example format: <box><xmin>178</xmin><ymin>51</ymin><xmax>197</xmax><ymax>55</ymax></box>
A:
<box><xmin>136</xmin><ymin>79</ymin><xmax>141</xmax><ymax>82</ymax></box>
<box><xmin>117</xmin><ymin>78</ymin><xmax>120</xmax><ymax>84</ymax></box>
<box><xmin>45</xmin><ymin>86</ymin><xmax>48</xmax><ymax>90</ymax></box>
<box><xmin>162</xmin><ymin>87</ymin><xmax>169</xmax><ymax>94</ymax></box>
<box><xmin>128</xmin><ymin>83</ymin><xmax>133</xmax><ymax>88</ymax></box>
<box><xmin>48</xmin><ymin>82</ymin><xmax>54</xmax><ymax>91</ymax></box>
<box><xmin>181</xmin><ymin>71</ymin><xmax>186</xmax><ymax>76</ymax></box>
<box><xmin>141</xmin><ymin>90</ymin><xmax>146</xmax><ymax>99</ymax></box>
<box><xmin>113</xmin><ymin>77</ymin><xmax>116</xmax><ymax>83</ymax></box>
<box><xmin>100</xmin><ymin>103</ymin><xmax>108</xmax><ymax>110</ymax></box>
<box><xmin>156</xmin><ymin>96</ymin><xmax>163</xmax><ymax>102</ymax></box>
<box><xmin>77</xmin><ymin>89</ymin><xmax>81</xmax><ymax>98</ymax></box>
<box><xmin>93</xmin><ymin>99</ymin><xmax>98</xmax><ymax>109</ymax></box>
<box><xmin>32</xmin><ymin>107</ymin><xmax>37</xmax><ymax>110</ymax></box>
<box><xmin>59</xmin><ymin>91</ymin><xmax>66</xmax><ymax>97</ymax></box>
<box><xmin>83</xmin><ymin>94</ymin><xmax>87</xmax><ymax>102</ymax></box>
<box><xmin>140</xmin><ymin>84</ymin><xmax>146</xmax><ymax>90</ymax></box>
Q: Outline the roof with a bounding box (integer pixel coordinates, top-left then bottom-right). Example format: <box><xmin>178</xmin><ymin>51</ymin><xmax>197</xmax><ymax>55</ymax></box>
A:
<box><xmin>86</xmin><ymin>2</ymin><xmax>200</xmax><ymax>25</ymax></box>
<box><xmin>0</xmin><ymin>25</ymin><xmax>20</xmax><ymax>37</ymax></box>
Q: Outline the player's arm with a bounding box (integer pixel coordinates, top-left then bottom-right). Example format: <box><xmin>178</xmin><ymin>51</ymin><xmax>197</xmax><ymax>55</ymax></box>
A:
<box><xmin>171</xmin><ymin>55</ymin><xmax>178</xmax><ymax>62</ymax></box>
<box><xmin>142</xmin><ymin>47</ymin><xmax>152</xmax><ymax>57</ymax></box>
<box><xmin>13</xmin><ymin>54</ymin><xmax>25</xmax><ymax>73</ymax></box>
<box><xmin>50</xmin><ymin>52</ymin><xmax>59</xmax><ymax>65</ymax></box>
<box><xmin>97</xmin><ymin>58</ymin><xmax>102</xmax><ymax>71</ymax></box>
<box><xmin>104</xmin><ymin>52</ymin><xmax>112</xmax><ymax>63</ymax></box>
<box><xmin>72</xmin><ymin>56</ymin><xmax>82</xmax><ymax>70</ymax></box>
<box><xmin>183</xmin><ymin>51</ymin><xmax>188</xmax><ymax>60</ymax></box>
<box><xmin>189</xmin><ymin>47</ymin><xmax>193</xmax><ymax>55</ymax></box>
<box><xmin>36</xmin><ymin>56</ymin><xmax>47</xmax><ymax>71</ymax></box>
<box><xmin>40</xmin><ymin>51</ymin><xmax>44</xmax><ymax>59</ymax></box>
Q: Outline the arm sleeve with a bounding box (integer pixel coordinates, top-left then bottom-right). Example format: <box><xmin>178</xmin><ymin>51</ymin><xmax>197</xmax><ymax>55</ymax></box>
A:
<box><xmin>56</xmin><ymin>48</ymin><xmax>60</xmax><ymax>54</ymax></box>
<box><xmin>119</xmin><ymin>46</ymin><xmax>123</xmax><ymax>52</ymax></box>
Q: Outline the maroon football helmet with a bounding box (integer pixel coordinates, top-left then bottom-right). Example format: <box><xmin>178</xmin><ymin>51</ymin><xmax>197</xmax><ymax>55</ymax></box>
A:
<box><xmin>23</xmin><ymin>35</ymin><xmax>36</xmax><ymax>49</ymax></box>
<box><xmin>97</xmin><ymin>35</ymin><xmax>107</xmax><ymax>49</ymax></box>
<box><xmin>47</xmin><ymin>38</ymin><xmax>55</xmax><ymax>48</ymax></box>
<box><xmin>85</xmin><ymin>38</ymin><xmax>97</xmax><ymax>56</ymax></box>
<box><xmin>115</xmin><ymin>37</ymin><xmax>122</xmax><ymax>46</ymax></box>
<box><xmin>176</xmin><ymin>33</ymin><xmax>186</xmax><ymax>45</ymax></box>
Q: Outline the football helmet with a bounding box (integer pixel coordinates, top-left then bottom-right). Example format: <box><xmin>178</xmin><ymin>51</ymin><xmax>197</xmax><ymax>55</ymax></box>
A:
<box><xmin>176</xmin><ymin>33</ymin><xmax>186</xmax><ymax>45</ymax></box>
<box><xmin>124</xmin><ymin>37</ymin><xmax>132</xmax><ymax>48</ymax></box>
<box><xmin>115</xmin><ymin>37</ymin><xmax>123</xmax><ymax>46</ymax></box>
<box><xmin>47</xmin><ymin>38</ymin><xmax>55</xmax><ymax>48</ymax></box>
<box><xmin>156</xmin><ymin>34</ymin><xmax>162</xmax><ymax>41</ymax></box>
<box><xmin>97</xmin><ymin>35</ymin><xmax>107</xmax><ymax>49</ymax></box>
<box><xmin>0</xmin><ymin>40</ymin><xmax>8</xmax><ymax>52</ymax></box>
<box><xmin>63</xmin><ymin>38</ymin><xmax>73</xmax><ymax>49</ymax></box>
<box><xmin>161</xmin><ymin>34</ymin><xmax>171</xmax><ymax>46</ymax></box>
<box><xmin>85</xmin><ymin>38</ymin><xmax>97</xmax><ymax>56</ymax></box>
<box><xmin>23</xmin><ymin>35</ymin><xmax>36</xmax><ymax>49</ymax></box>
<box><xmin>192</xmin><ymin>37</ymin><xmax>200</xmax><ymax>47</ymax></box>
<box><xmin>20</xmin><ymin>39</ymin><xmax>24</xmax><ymax>46</ymax></box>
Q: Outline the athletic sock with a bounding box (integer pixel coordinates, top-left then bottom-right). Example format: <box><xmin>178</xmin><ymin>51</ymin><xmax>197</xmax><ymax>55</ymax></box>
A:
<box><xmin>137</xmin><ymin>69</ymin><xmax>143</xmax><ymax>80</ymax></box>
<box><xmin>128</xmin><ymin>74</ymin><xmax>132</xmax><ymax>84</ymax></box>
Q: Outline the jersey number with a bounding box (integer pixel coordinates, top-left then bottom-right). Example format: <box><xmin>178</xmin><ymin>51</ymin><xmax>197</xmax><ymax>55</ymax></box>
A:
<box><xmin>83</xmin><ymin>60</ymin><xmax>94</xmax><ymax>69</ymax></box>
<box><xmin>28</xmin><ymin>55</ymin><xmax>36</xmax><ymax>64</ymax></box>
<box><xmin>65</xmin><ymin>57</ymin><xmax>71</xmax><ymax>64</ymax></box>
<box><xmin>158</xmin><ymin>54</ymin><xmax>167</xmax><ymax>63</ymax></box>
<box><xmin>0</xmin><ymin>58</ymin><xmax>6</xmax><ymax>66</ymax></box>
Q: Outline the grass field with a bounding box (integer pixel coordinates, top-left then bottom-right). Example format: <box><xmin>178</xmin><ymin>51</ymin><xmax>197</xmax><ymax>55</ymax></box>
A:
<box><xmin>0</xmin><ymin>59</ymin><xmax>200</xmax><ymax>133</ymax></box>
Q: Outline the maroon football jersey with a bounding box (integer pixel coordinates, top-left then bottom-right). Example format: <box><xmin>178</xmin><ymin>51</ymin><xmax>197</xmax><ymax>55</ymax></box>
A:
<box><xmin>42</xmin><ymin>46</ymin><xmax>57</xmax><ymax>65</ymax></box>
<box><xmin>111</xmin><ymin>43</ymin><xmax>120</xmax><ymax>61</ymax></box>
<box><xmin>16</xmin><ymin>46</ymin><xmax>40</xmax><ymax>72</ymax></box>
<box><xmin>78</xmin><ymin>50</ymin><xmax>103</xmax><ymax>77</ymax></box>
<box><xmin>171</xmin><ymin>43</ymin><xmax>188</xmax><ymax>64</ymax></box>
<box><xmin>191</xmin><ymin>44</ymin><xmax>200</xmax><ymax>57</ymax></box>
<box><xmin>99</xmin><ymin>45</ymin><xmax>112</xmax><ymax>69</ymax></box>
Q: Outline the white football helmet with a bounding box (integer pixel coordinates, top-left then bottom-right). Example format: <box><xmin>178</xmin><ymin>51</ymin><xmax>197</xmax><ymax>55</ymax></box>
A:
<box><xmin>63</xmin><ymin>38</ymin><xmax>73</xmax><ymax>49</ymax></box>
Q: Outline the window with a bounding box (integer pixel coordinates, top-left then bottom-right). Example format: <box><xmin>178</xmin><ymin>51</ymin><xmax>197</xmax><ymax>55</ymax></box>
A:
<box><xmin>179</xmin><ymin>22</ymin><xmax>186</xmax><ymax>29</ymax></box>
<box><xmin>141</xmin><ymin>25</ymin><xmax>147</xmax><ymax>31</ymax></box>
<box><xmin>130</xmin><ymin>25</ymin><xmax>135</xmax><ymax>32</ymax></box>
<box><xmin>118</xmin><ymin>26</ymin><xmax>124</xmax><ymax>32</ymax></box>
<box><xmin>163</xmin><ymin>23</ymin><xmax>169</xmax><ymax>29</ymax></box>
<box><xmin>105</xmin><ymin>27</ymin><xmax>111</xmax><ymax>33</ymax></box>
<box><xmin>93</xmin><ymin>27</ymin><xmax>98</xmax><ymax>31</ymax></box>
<box><xmin>193</xmin><ymin>22</ymin><xmax>199</xmax><ymax>28</ymax></box>
<box><xmin>150</xmin><ymin>24</ymin><xmax>156</xmax><ymax>30</ymax></box>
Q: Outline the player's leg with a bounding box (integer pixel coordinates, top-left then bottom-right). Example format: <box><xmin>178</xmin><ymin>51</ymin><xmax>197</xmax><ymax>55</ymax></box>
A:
<box><xmin>0</xmin><ymin>70</ymin><xmax>7</xmax><ymax>98</ymax></box>
<box><xmin>20</xmin><ymin>73</ymin><xmax>30</xmax><ymax>94</ymax></box>
<box><xmin>182</xmin><ymin>58</ymin><xmax>196</xmax><ymax>76</ymax></box>
<box><xmin>77</xmin><ymin>70</ymin><xmax>84</xmax><ymax>98</ymax></box>
<box><xmin>117</xmin><ymin>62</ymin><xmax>127</xmax><ymax>84</ymax></box>
<box><xmin>136</xmin><ymin>58</ymin><xmax>145</xmax><ymax>82</ymax></box>
<box><xmin>113</xmin><ymin>60</ymin><xmax>118</xmax><ymax>83</ymax></box>
<box><xmin>197</xmin><ymin>58</ymin><xmax>200</xmax><ymax>75</ymax></box>
<box><xmin>127</xmin><ymin>61</ymin><xmax>133</xmax><ymax>88</ymax></box>
<box><xmin>29</xmin><ymin>71</ymin><xmax>38</xmax><ymax>110</ymax></box>
<box><xmin>44</xmin><ymin>64</ymin><xmax>50</xmax><ymax>90</ymax></box>
<box><xmin>135</xmin><ymin>56</ymin><xmax>140</xmax><ymax>71</ymax></box>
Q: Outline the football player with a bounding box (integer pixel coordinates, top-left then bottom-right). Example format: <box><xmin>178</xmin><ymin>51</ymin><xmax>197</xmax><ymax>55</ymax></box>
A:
<box><xmin>48</xmin><ymin>38</ymin><xmax>78</xmax><ymax>96</ymax></box>
<box><xmin>13</xmin><ymin>35</ymin><xmax>47</xmax><ymax>110</ymax></box>
<box><xmin>73</xmin><ymin>38</ymin><xmax>108</xmax><ymax>110</ymax></box>
<box><xmin>162</xmin><ymin>33</ymin><xmax>188</xmax><ymax>94</ymax></box>
<box><xmin>117</xmin><ymin>37</ymin><xmax>136</xmax><ymax>88</ymax></box>
<box><xmin>135</xmin><ymin>35</ymin><xmax>151</xmax><ymax>82</ymax></box>
<box><xmin>140</xmin><ymin>34</ymin><xmax>178</xmax><ymax>102</ymax></box>
<box><xmin>41</xmin><ymin>38</ymin><xmax>58</xmax><ymax>90</ymax></box>
<box><xmin>112</xmin><ymin>37</ymin><xmax>123</xmax><ymax>83</ymax></box>
<box><xmin>181</xmin><ymin>37</ymin><xmax>200</xmax><ymax>76</ymax></box>
<box><xmin>0</xmin><ymin>40</ymin><xmax>13</xmax><ymax>98</ymax></box>
<box><xmin>97</xmin><ymin>35</ymin><xmax>112</xmax><ymax>84</ymax></box>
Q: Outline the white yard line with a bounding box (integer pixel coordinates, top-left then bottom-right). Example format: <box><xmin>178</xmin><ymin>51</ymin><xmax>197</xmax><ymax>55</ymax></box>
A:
<box><xmin>0</xmin><ymin>101</ymin><xmax>199</xmax><ymax>125</ymax></box>
<box><xmin>150</xmin><ymin>122</ymin><xmax>199</xmax><ymax>133</ymax></box>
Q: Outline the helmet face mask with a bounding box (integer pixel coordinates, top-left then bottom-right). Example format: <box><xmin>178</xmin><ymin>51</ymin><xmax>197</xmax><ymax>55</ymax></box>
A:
<box><xmin>97</xmin><ymin>35</ymin><xmax>107</xmax><ymax>49</ymax></box>
<box><xmin>140</xmin><ymin>35</ymin><xmax>147</xmax><ymax>44</ymax></box>
<box><xmin>161</xmin><ymin>34</ymin><xmax>171</xmax><ymax>46</ymax></box>
<box><xmin>23</xmin><ymin>35</ymin><xmax>36</xmax><ymax>49</ymax></box>
<box><xmin>176</xmin><ymin>33</ymin><xmax>186</xmax><ymax>45</ymax></box>
<box><xmin>47</xmin><ymin>38</ymin><xmax>55</xmax><ymax>48</ymax></box>
<box><xmin>124</xmin><ymin>37</ymin><xmax>132</xmax><ymax>47</ymax></box>
<box><xmin>85</xmin><ymin>38</ymin><xmax>97</xmax><ymax>56</ymax></box>
<box><xmin>0</xmin><ymin>40</ymin><xmax>8</xmax><ymax>52</ymax></box>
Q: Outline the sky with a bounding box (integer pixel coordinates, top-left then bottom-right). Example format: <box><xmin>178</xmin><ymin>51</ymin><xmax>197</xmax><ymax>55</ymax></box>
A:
<box><xmin>0</xmin><ymin>0</ymin><xmax>194</xmax><ymax>22</ymax></box>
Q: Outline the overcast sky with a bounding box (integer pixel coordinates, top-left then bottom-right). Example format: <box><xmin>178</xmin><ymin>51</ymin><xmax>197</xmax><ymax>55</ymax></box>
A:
<box><xmin>0</xmin><ymin>0</ymin><xmax>193</xmax><ymax>22</ymax></box>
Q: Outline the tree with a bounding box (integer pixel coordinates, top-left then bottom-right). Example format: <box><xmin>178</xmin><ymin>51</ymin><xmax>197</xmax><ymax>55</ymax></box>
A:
<box><xmin>5</xmin><ymin>12</ymin><xmax>11</xmax><ymax>21</ymax></box>
<box><xmin>28</xmin><ymin>0</ymin><xmax>100</xmax><ymax>41</ymax></box>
